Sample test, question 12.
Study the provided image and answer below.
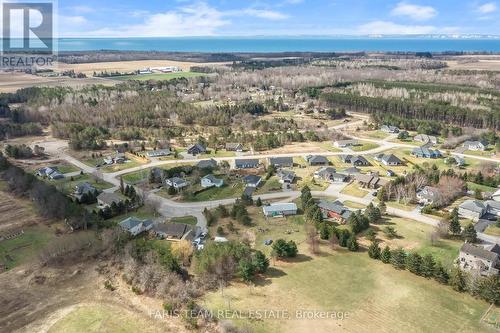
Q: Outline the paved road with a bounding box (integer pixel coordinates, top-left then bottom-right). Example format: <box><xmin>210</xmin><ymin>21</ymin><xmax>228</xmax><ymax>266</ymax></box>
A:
<box><xmin>28</xmin><ymin>132</ymin><xmax>500</xmax><ymax>244</ymax></box>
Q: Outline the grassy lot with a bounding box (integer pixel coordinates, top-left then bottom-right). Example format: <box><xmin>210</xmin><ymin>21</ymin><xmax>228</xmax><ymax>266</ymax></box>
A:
<box><xmin>256</xmin><ymin>177</ymin><xmax>282</xmax><ymax>194</ymax></box>
<box><xmin>100</xmin><ymin>160</ymin><xmax>145</xmax><ymax>173</ymax></box>
<box><xmin>122</xmin><ymin>169</ymin><xmax>151</xmax><ymax>184</ymax></box>
<box><xmin>343</xmin><ymin>200</ymin><xmax>366</xmax><ymax>209</ymax></box>
<box><xmin>317</xmin><ymin>141</ymin><xmax>342</xmax><ymax>153</ymax></box>
<box><xmin>48</xmin><ymin>303</ymin><xmax>167</xmax><ymax>333</ymax></box>
<box><xmin>360</xmin><ymin>130</ymin><xmax>390</xmax><ymax>140</ymax></box>
<box><xmin>386</xmin><ymin>200</ymin><xmax>417</xmax><ymax>212</ymax></box>
<box><xmin>204</xmin><ymin>243</ymin><xmax>488</xmax><ymax>333</ymax></box>
<box><xmin>351</xmin><ymin>141</ymin><xmax>379</xmax><ymax>152</ymax></box>
<box><xmin>467</xmin><ymin>182</ymin><xmax>497</xmax><ymax>193</ymax></box>
<box><xmin>340</xmin><ymin>182</ymin><xmax>368</xmax><ymax>198</ymax></box>
<box><xmin>57</xmin><ymin>164</ymin><xmax>80</xmax><ymax>174</ymax></box>
<box><xmin>485</xmin><ymin>224</ymin><xmax>500</xmax><ymax>236</ymax></box>
<box><xmin>0</xmin><ymin>225</ymin><xmax>55</xmax><ymax>269</ymax></box>
<box><xmin>181</xmin><ymin>177</ymin><xmax>245</xmax><ymax>202</ymax></box>
<box><xmin>112</xmin><ymin>71</ymin><xmax>206</xmax><ymax>81</ymax></box>
<box><xmin>462</xmin><ymin>148</ymin><xmax>496</xmax><ymax>157</ymax></box>
<box><xmin>170</xmin><ymin>216</ymin><xmax>198</xmax><ymax>225</ymax></box>
<box><xmin>198</xmin><ymin>150</ymin><xmax>236</xmax><ymax>158</ymax></box>
<box><xmin>51</xmin><ymin>174</ymin><xmax>114</xmax><ymax>194</ymax></box>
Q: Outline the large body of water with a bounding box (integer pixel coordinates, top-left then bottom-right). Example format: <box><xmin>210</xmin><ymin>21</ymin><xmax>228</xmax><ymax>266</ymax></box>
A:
<box><xmin>57</xmin><ymin>37</ymin><xmax>500</xmax><ymax>53</ymax></box>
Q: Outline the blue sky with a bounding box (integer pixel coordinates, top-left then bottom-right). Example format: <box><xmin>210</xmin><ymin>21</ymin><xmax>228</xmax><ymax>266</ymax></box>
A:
<box><xmin>54</xmin><ymin>1</ymin><xmax>500</xmax><ymax>37</ymax></box>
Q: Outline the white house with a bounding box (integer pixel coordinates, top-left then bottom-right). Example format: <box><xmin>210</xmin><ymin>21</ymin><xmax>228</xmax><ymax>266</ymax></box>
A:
<box><xmin>463</xmin><ymin>141</ymin><xmax>487</xmax><ymax>151</ymax></box>
<box><xmin>262</xmin><ymin>203</ymin><xmax>298</xmax><ymax>217</ymax></box>
<box><xmin>334</xmin><ymin>140</ymin><xmax>358</xmax><ymax>148</ymax></box>
<box><xmin>458</xmin><ymin>243</ymin><xmax>499</xmax><ymax>277</ymax></box>
<box><xmin>201</xmin><ymin>174</ymin><xmax>224</xmax><ymax>188</ymax></box>
<box><xmin>165</xmin><ymin>177</ymin><xmax>189</xmax><ymax>190</ymax></box>
<box><xmin>416</xmin><ymin>186</ymin><xmax>441</xmax><ymax>205</ymax></box>
<box><xmin>414</xmin><ymin>134</ymin><xmax>437</xmax><ymax>145</ymax></box>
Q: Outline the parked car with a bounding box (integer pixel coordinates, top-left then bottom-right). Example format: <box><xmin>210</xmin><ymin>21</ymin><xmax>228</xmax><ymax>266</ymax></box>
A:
<box><xmin>264</xmin><ymin>239</ymin><xmax>273</xmax><ymax>246</ymax></box>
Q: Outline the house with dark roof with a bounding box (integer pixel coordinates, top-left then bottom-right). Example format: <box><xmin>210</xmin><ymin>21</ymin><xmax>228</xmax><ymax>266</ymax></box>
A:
<box><xmin>268</xmin><ymin>157</ymin><xmax>294</xmax><ymax>168</ymax></box>
<box><xmin>356</xmin><ymin>173</ymin><xmax>388</xmax><ymax>189</ymax></box>
<box><xmin>350</xmin><ymin>156</ymin><xmax>370</xmax><ymax>166</ymax></box>
<box><xmin>36</xmin><ymin>167</ymin><xmax>64</xmax><ymax>180</ymax></box>
<box><xmin>243</xmin><ymin>175</ymin><xmax>262</xmax><ymax>187</ymax></box>
<box><xmin>278</xmin><ymin>170</ymin><xmax>296</xmax><ymax>184</ymax></box>
<box><xmin>119</xmin><ymin>217</ymin><xmax>154</xmax><ymax>236</ymax></box>
<box><xmin>196</xmin><ymin>158</ymin><xmax>218</xmax><ymax>170</ymax></box>
<box><xmin>305</xmin><ymin>155</ymin><xmax>330</xmax><ymax>166</ymax></box>
<box><xmin>343</xmin><ymin>167</ymin><xmax>361</xmax><ymax>175</ymax></box>
<box><xmin>235</xmin><ymin>159</ymin><xmax>260</xmax><ymax>169</ymax></box>
<box><xmin>381</xmin><ymin>125</ymin><xmax>399</xmax><ymax>133</ymax></box>
<box><xmin>201</xmin><ymin>174</ymin><xmax>224</xmax><ymax>188</ymax></box>
<box><xmin>314</xmin><ymin>167</ymin><xmax>347</xmax><ymax>183</ymax></box>
<box><xmin>153</xmin><ymin>222</ymin><xmax>194</xmax><ymax>240</ymax></box>
<box><xmin>374</xmin><ymin>154</ymin><xmax>403</xmax><ymax>166</ymax></box>
<box><xmin>411</xmin><ymin>147</ymin><xmax>442</xmax><ymax>159</ymax></box>
<box><xmin>458</xmin><ymin>243</ymin><xmax>499</xmax><ymax>276</ymax></box>
<box><xmin>317</xmin><ymin>200</ymin><xmax>352</xmax><ymax>223</ymax></box>
<box><xmin>165</xmin><ymin>177</ymin><xmax>189</xmax><ymax>190</ymax></box>
<box><xmin>225</xmin><ymin>143</ymin><xmax>244</xmax><ymax>152</ymax></box>
<box><xmin>458</xmin><ymin>200</ymin><xmax>487</xmax><ymax>221</ymax></box>
<box><xmin>74</xmin><ymin>182</ymin><xmax>97</xmax><ymax>200</ymax></box>
<box><xmin>187</xmin><ymin>143</ymin><xmax>206</xmax><ymax>156</ymax></box>
<box><xmin>97</xmin><ymin>192</ymin><xmax>123</xmax><ymax>208</ymax></box>
<box><xmin>243</xmin><ymin>186</ymin><xmax>256</xmax><ymax>197</ymax></box>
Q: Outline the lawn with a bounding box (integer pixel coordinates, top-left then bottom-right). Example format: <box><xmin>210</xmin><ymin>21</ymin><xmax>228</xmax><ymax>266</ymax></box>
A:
<box><xmin>170</xmin><ymin>216</ymin><xmax>198</xmax><ymax>225</ymax></box>
<box><xmin>351</xmin><ymin>141</ymin><xmax>379</xmax><ymax>152</ymax></box>
<box><xmin>386</xmin><ymin>200</ymin><xmax>416</xmax><ymax>212</ymax></box>
<box><xmin>51</xmin><ymin>174</ymin><xmax>114</xmax><ymax>194</ymax></box>
<box><xmin>100</xmin><ymin>160</ymin><xmax>144</xmax><ymax>173</ymax></box>
<box><xmin>361</xmin><ymin>130</ymin><xmax>390</xmax><ymax>140</ymax></box>
<box><xmin>0</xmin><ymin>225</ymin><xmax>55</xmax><ymax>269</ymax></box>
<box><xmin>485</xmin><ymin>224</ymin><xmax>500</xmax><ymax>236</ymax></box>
<box><xmin>467</xmin><ymin>182</ymin><xmax>497</xmax><ymax>193</ymax></box>
<box><xmin>256</xmin><ymin>177</ymin><xmax>283</xmax><ymax>194</ymax></box>
<box><xmin>342</xmin><ymin>200</ymin><xmax>366</xmax><ymax>209</ymax></box>
<box><xmin>198</xmin><ymin>150</ymin><xmax>236</xmax><ymax>158</ymax></box>
<box><xmin>104</xmin><ymin>206</ymin><xmax>158</xmax><ymax>225</ymax></box>
<box><xmin>122</xmin><ymin>169</ymin><xmax>151</xmax><ymax>184</ymax></box>
<box><xmin>317</xmin><ymin>141</ymin><xmax>342</xmax><ymax>153</ymax></box>
<box><xmin>112</xmin><ymin>71</ymin><xmax>206</xmax><ymax>81</ymax></box>
<box><xmin>183</xmin><ymin>180</ymin><xmax>245</xmax><ymax>202</ymax></box>
<box><xmin>57</xmin><ymin>164</ymin><xmax>80</xmax><ymax>174</ymax></box>
<box><xmin>340</xmin><ymin>182</ymin><xmax>368</xmax><ymax>198</ymax></box>
<box><xmin>204</xmin><ymin>245</ymin><xmax>489</xmax><ymax>333</ymax></box>
<box><xmin>48</xmin><ymin>303</ymin><xmax>167</xmax><ymax>333</ymax></box>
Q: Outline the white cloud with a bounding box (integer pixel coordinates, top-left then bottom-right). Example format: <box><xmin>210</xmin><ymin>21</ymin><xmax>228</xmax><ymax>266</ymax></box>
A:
<box><xmin>477</xmin><ymin>2</ymin><xmax>497</xmax><ymax>14</ymax></box>
<box><xmin>391</xmin><ymin>2</ymin><xmax>437</xmax><ymax>21</ymax></box>
<box><xmin>233</xmin><ymin>9</ymin><xmax>289</xmax><ymax>20</ymax></box>
<box><xmin>358</xmin><ymin>20</ymin><xmax>436</xmax><ymax>34</ymax></box>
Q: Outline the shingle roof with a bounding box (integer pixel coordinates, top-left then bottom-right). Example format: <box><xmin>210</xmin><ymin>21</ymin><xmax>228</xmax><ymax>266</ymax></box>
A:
<box><xmin>269</xmin><ymin>157</ymin><xmax>293</xmax><ymax>166</ymax></box>
<box><xmin>460</xmin><ymin>243</ymin><xmax>499</xmax><ymax>262</ymax></box>
<box><xmin>243</xmin><ymin>175</ymin><xmax>261</xmax><ymax>185</ymax></box>
<box><xmin>459</xmin><ymin>200</ymin><xmax>486</xmax><ymax>213</ymax></box>
<box><xmin>306</xmin><ymin>155</ymin><xmax>329</xmax><ymax>164</ymax></box>
<box><xmin>196</xmin><ymin>159</ymin><xmax>217</xmax><ymax>169</ymax></box>
<box><xmin>97</xmin><ymin>192</ymin><xmax>123</xmax><ymax>205</ymax></box>
<box><xmin>262</xmin><ymin>203</ymin><xmax>297</xmax><ymax>214</ymax></box>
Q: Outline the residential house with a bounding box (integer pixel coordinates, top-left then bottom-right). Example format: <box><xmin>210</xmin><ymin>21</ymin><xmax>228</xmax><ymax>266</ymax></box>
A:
<box><xmin>314</xmin><ymin>167</ymin><xmax>347</xmax><ymax>183</ymax></box>
<box><xmin>119</xmin><ymin>217</ymin><xmax>154</xmax><ymax>237</ymax></box>
<box><xmin>411</xmin><ymin>147</ymin><xmax>442</xmax><ymax>159</ymax></box>
<box><xmin>463</xmin><ymin>141</ymin><xmax>487</xmax><ymax>151</ymax></box>
<box><xmin>351</xmin><ymin>156</ymin><xmax>370</xmax><ymax>166</ymax></box>
<box><xmin>201</xmin><ymin>174</ymin><xmax>224</xmax><ymax>188</ymax></box>
<box><xmin>225</xmin><ymin>143</ymin><xmax>244</xmax><ymax>152</ymax></box>
<box><xmin>196</xmin><ymin>159</ymin><xmax>218</xmax><ymax>170</ymax></box>
<box><xmin>339</xmin><ymin>155</ymin><xmax>353</xmax><ymax>163</ymax></box>
<box><xmin>165</xmin><ymin>177</ymin><xmax>189</xmax><ymax>190</ymax></box>
<box><xmin>447</xmin><ymin>156</ymin><xmax>465</xmax><ymax>167</ymax></box>
<box><xmin>458</xmin><ymin>243</ymin><xmax>499</xmax><ymax>276</ymax></box>
<box><xmin>317</xmin><ymin>200</ymin><xmax>352</xmax><ymax>223</ymax></box>
<box><xmin>74</xmin><ymin>182</ymin><xmax>97</xmax><ymax>200</ymax></box>
<box><xmin>333</xmin><ymin>140</ymin><xmax>358</xmax><ymax>148</ymax></box>
<box><xmin>278</xmin><ymin>170</ymin><xmax>296</xmax><ymax>184</ymax></box>
<box><xmin>235</xmin><ymin>158</ymin><xmax>260</xmax><ymax>169</ymax></box>
<box><xmin>243</xmin><ymin>186</ymin><xmax>256</xmax><ymax>197</ymax></box>
<box><xmin>381</xmin><ymin>125</ymin><xmax>400</xmax><ymax>133</ymax></box>
<box><xmin>153</xmin><ymin>222</ymin><xmax>194</xmax><ymax>240</ymax></box>
<box><xmin>243</xmin><ymin>175</ymin><xmax>262</xmax><ymax>188</ymax></box>
<box><xmin>187</xmin><ymin>143</ymin><xmax>206</xmax><ymax>156</ymax></box>
<box><xmin>305</xmin><ymin>155</ymin><xmax>330</xmax><ymax>166</ymax></box>
<box><xmin>416</xmin><ymin>186</ymin><xmax>441</xmax><ymax>205</ymax></box>
<box><xmin>386</xmin><ymin>170</ymin><xmax>396</xmax><ymax>177</ymax></box>
<box><xmin>146</xmin><ymin>149</ymin><xmax>171</xmax><ymax>158</ymax></box>
<box><xmin>458</xmin><ymin>200</ymin><xmax>487</xmax><ymax>221</ymax></box>
<box><xmin>374</xmin><ymin>154</ymin><xmax>403</xmax><ymax>166</ymax></box>
<box><xmin>343</xmin><ymin>167</ymin><xmax>361</xmax><ymax>175</ymax></box>
<box><xmin>262</xmin><ymin>203</ymin><xmax>298</xmax><ymax>217</ymax></box>
<box><xmin>36</xmin><ymin>167</ymin><xmax>64</xmax><ymax>180</ymax></box>
<box><xmin>356</xmin><ymin>173</ymin><xmax>388</xmax><ymax>189</ymax></box>
<box><xmin>414</xmin><ymin>134</ymin><xmax>438</xmax><ymax>145</ymax></box>
<box><xmin>97</xmin><ymin>192</ymin><xmax>123</xmax><ymax>208</ymax></box>
<box><xmin>268</xmin><ymin>157</ymin><xmax>294</xmax><ymax>168</ymax></box>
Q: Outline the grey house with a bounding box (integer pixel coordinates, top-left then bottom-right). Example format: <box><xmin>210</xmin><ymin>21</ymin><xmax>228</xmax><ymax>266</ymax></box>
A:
<box><xmin>305</xmin><ymin>155</ymin><xmax>330</xmax><ymax>166</ymax></box>
<box><xmin>268</xmin><ymin>157</ymin><xmax>294</xmax><ymax>168</ymax></box>
<box><xmin>458</xmin><ymin>243</ymin><xmax>499</xmax><ymax>276</ymax></box>
<box><xmin>235</xmin><ymin>158</ymin><xmax>260</xmax><ymax>169</ymax></box>
<box><xmin>187</xmin><ymin>143</ymin><xmax>207</xmax><ymax>155</ymax></box>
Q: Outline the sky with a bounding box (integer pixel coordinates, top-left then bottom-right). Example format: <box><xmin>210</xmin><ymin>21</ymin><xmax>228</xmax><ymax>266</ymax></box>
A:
<box><xmin>34</xmin><ymin>1</ymin><xmax>500</xmax><ymax>37</ymax></box>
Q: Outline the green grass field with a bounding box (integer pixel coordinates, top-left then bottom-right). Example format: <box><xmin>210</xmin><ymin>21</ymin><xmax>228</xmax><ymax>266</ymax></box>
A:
<box><xmin>351</xmin><ymin>141</ymin><xmax>379</xmax><ymax>152</ymax></box>
<box><xmin>112</xmin><ymin>72</ymin><xmax>206</xmax><ymax>81</ymax></box>
<box><xmin>51</xmin><ymin>174</ymin><xmax>114</xmax><ymax>194</ymax></box>
<box><xmin>256</xmin><ymin>177</ymin><xmax>282</xmax><ymax>194</ymax></box>
<box><xmin>0</xmin><ymin>225</ymin><xmax>55</xmax><ymax>269</ymax></box>
<box><xmin>340</xmin><ymin>182</ymin><xmax>368</xmax><ymax>198</ymax></box>
<box><xmin>170</xmin><ymin>216</ymin><xmax>198</xmax><ymax>225</ymax></box>
<box><xmin>203</xmin><ymin>213</ymin><xmax>489</xmax><ymax>333</ymax></box>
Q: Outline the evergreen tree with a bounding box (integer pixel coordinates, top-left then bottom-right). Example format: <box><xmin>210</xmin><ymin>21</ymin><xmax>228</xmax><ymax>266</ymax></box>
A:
<box><xmin>252</xmin><ymin>251</ymin><xmax>270</xmax><ymax>274</ymax></box>
<box><xmin>238</xmin><ymin>258</ymin><xmax>256</xmax><ymax>282</ymax></box>
<box><xmin>120</xmin><ymin>176</ymin><xmax>125</xmax><ymax>193</ymax></box>
<box><xmin>381</xmin><ymin>246</ymin><xmax>391</xmax><ymax>263</ymax></box>
<box><xmin>347</xmin><ymin>236</ymin><xmax>359</xmax><ymax>252</ymax></box>
<box><xmin>378</xmin><ymin>200</ymin><xmax>387</xmax><ymax>216</ymax></box>
<box><xmin>462</xmin><ymin>223</ymin><xmax>478</xmax><ymax>243</ymax></box>
<box><xmin>406</xmin><ymin>252</ymin><xmax>423</xmax><ymax>275</ymax></box>
<box><xmin>449</xmin><ymin>267</ymin><xmax>467</xmax><ymax>292</ymax></box>
<box><xmin>319</xmin><ymin>224</ymin><xmax>330</xmax><ymax>240</ymax></box>
<box><xmin>477</xmin><ymin>275</ymin><xmax>500</xmax><ymax>304</ymax></box>
<box><xmin>390</xmin><ymin>248</ymin><xmax>407</xmax><ymax>270</ymax></box>
<box><xmin>421</xmin><ymin>254</ymin><xmax>435</xmax><ymax>278</ymax></box>
<box><xmin>255</xmin><ymin>197</ymin><xmax>262</xmax><ymax>207</ymax></box>
<box><xmin>433</xmin><ymin>262</ymin><xmax>449</xmax><ymax>284</ymax></box>
<box><xmin>368</xmin><ymin>240</ymin><xmax>381</xmax><ymax>259</ymax></box>
<box><xmin>448</xmin><ymin>208</ymin><xmax>461</xmax><ymax>235</ymax></box>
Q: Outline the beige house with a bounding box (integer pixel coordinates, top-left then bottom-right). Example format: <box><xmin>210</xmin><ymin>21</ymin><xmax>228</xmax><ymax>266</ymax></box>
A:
<box><xmin>458</xmin><ymin>243</ymin><xmax>500</xmax><ymax>277</ymax></box>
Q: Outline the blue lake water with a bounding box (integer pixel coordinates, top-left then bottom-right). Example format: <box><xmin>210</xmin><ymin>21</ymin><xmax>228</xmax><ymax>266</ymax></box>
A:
<box><xmin>57</xmin><ymin>37</ymin><xmax>500</xmax><ymax>53</ymax></box>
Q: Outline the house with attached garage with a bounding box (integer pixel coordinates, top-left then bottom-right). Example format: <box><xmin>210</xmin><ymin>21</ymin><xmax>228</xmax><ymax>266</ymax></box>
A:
<box><xmin>152</xmin><ymin>222</ymin><xmax>195</xmax><ymax>240</ymax></box>
<box><xmin>165</xmin><ymin>177</ymin><xmax>189</xmax><ymax>190</ymax></box>
<box><xmin>187</xmin><ymin>143</ymin><xmax>207</xmax><ymax>156</ymax></box>
<box><xmin>146</xmin><ymin>148</ymin><xmax>171</xmax><ymax>158</ymax></box>
<box><xmin>305</xmin><ymin>155</ymin><xmax>330</xmax><ymax>166</ymax></box>
<box><xmin>380</xmin><ymin>125</ymin><xmax>400</xmax><ymax>133</ymax></box>
<box><xmin>374</xmin><ymin>154</ymin><xmax>403</xmax><ymax>166</ymax></box>
<box><xmin>97</xmin><ymin>192</ymin><xmax>124</xmax><ymax>208</ymax></box>
<box><xmin>225</xmin><ymin>143</ymin><xmax>244</xmax><ymax>152</ymax></box>
<box><xmin>277</xmin><ymin>170</ymin><xmax>296</xmax><ymax>184</ymax></box>
<box><xmin>339</xmin><ymin>155</ymin><xmax>370</xmax><ymax>166</ymax></box>
<box><xmin>201</xmin><ymin>174</ymin><xmax>224</xmax><ymax>188</ymax></box>
<box><xmin>314</xmin><ymin>167</ymin><xmax>348</xmax><ymax>183</ymax></box>
<box><xmin>119</xmin><ymin>217</ymin><xmax>154</xmax><ymax>237</ymax></box>
<box><xmin>356</xmin><ymin>173</ymin><xmax>388</xmax><ymax>189</ymax></box>
<box><xmin>268</xmin><ymin>156</ymin><xmax>294</xmax><ymax>168</ymax></box>
<box><xmin>411</xmin><ymin>147</ymin><xmax>442</xmax><ymax>159</ymax></box>
<box><xmin>333</xmin><ymin>140</ymin><xmax>358</xmax><ymax>148</ymax></box>
<box><xmin>36</xmin><ymin>167</ymin><xmax>64</xmax><ymax>180</ymax></box>
<box><xmin>317</xmin><ymin>200</ymin><xmax>352</xmax><ymax>223</ymax></box>
<box><xmin>463</xmin><ymin>140</ymin><xmax>487</xmax><ymax>151</ymax></box>
<box><xmin>235</xmin><ymin>158</ymin><xmax>260</xmax><ymax>169</ymax></box>
<box><xmin>74</xmin><ymin>182</ymin><xmax>98</xmax><ymax>201</ymax></box>
<box><xmin>196</xmin><ymin>158</ymin><xmax>218</xmax><ymax>170</ymax></box>
<box><xmin>262</xmin><ymin>203</ymin><xmax>298</xmax><ymax>217</ymax></box>
<box><xmin>414</xmin><ymin>134</ymin><xmax>438</xmax><ymax>145</ymax></box>
<box><xmin>458</xmin><ymin>199</ymin><xmax>488</xmax><ymax>221</ymax></box>
<box><xmin>458</xmin><ymin>243</ymin><xmax>500</xmax><ymax>276</ymax></box>
<box><xmin>243</xmin><ymin>175</ymin><xmax>262</xmax><ymax>188</ymax></box>
<box><xmin>416</xmin><ymin>186</ymin><xmax>441</xmax><ymax>205</ymax></box>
